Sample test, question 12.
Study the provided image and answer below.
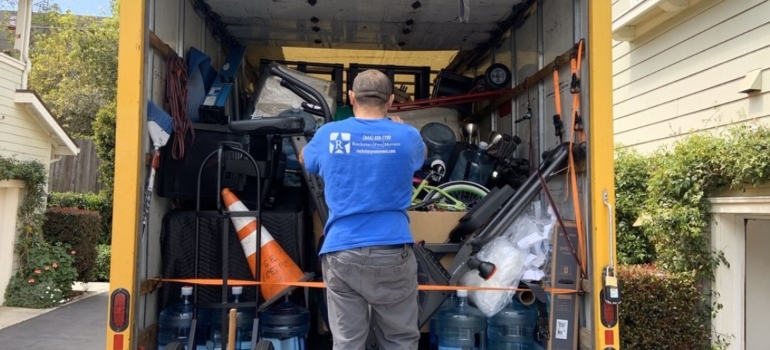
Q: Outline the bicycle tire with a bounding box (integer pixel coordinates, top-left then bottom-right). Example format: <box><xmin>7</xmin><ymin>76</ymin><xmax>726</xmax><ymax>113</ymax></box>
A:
<box><xmin>422</xmin><ymin>181</ymin><xmax>490</xmax><ymax>211</ymax></box>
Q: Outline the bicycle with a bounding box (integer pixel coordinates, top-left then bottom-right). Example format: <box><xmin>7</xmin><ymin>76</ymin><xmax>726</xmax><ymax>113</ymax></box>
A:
<box><xmin>409</xmin><ymin>159</ymin><xmax>490</xmax><ymax>211</ymax></box>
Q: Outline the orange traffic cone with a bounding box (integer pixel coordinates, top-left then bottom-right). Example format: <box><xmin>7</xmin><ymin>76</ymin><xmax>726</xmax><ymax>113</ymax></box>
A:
<box><xmin>221</xmin><ymin>188</ymin><xmax>306</xmax><ymax>302</ymax></box>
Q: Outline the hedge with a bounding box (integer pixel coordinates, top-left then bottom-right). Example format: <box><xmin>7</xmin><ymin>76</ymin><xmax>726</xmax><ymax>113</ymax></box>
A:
<box><xmin>48</xmin><ymin>192</ymin><xmax>112</xmax><ymax>244</ymax></box>
<box><xmin>618</xmin><ymin>264</ymin><xmax>709</xmax><ymax>349</ymax></box>
<box><xmin>93</xmin><ymin>244</ymin><xmax>111</xmax><ymax>282</ymax></box>
<box><xmin>42</xmin><ymin>207</ymin><xmax>102</xmax><ymax>281</ymax></box>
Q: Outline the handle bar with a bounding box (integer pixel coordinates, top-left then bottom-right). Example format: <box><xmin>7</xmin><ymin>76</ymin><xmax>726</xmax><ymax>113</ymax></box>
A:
<box><xmin>269</xmin><ymin>65</ymin><xmax>333</xmax><ymax>124</ymax></box>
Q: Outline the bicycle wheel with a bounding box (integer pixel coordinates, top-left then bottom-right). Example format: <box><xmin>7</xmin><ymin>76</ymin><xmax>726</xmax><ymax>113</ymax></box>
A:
<box><xmin>422</xmin><ymin>181</ymin><xmax>490</xmax><ymax>211</ymax></box>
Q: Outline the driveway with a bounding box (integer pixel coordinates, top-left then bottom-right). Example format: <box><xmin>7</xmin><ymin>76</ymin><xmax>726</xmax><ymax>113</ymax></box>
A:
<box><xmin>0</xmin><ymin>292</ymin><xmax>108</xmax><ymax>349</ymax></box>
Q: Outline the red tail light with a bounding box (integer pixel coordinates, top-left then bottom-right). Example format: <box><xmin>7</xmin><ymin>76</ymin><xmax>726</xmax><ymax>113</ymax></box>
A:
<box><xmin>600</xmin><ymin>290</ymin><xmax>618</xmax><ymax>328</ymax></box>
<box><xmin>109</xmin><ymin>288</ymin><xmax>130</xmax><ymax>332</ymax></box>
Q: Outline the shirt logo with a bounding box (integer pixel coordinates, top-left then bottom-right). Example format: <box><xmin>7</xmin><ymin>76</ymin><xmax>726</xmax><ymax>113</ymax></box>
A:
<box><xmin>329</xmin><ymin>132</ymin><xmax>351</xmax><ymax>154</ymax></box>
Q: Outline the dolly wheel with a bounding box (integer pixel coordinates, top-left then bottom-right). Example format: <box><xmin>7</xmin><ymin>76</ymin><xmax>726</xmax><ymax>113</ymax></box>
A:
<box><xmin>163</xmin><ymin>343</ymin><xmax>185</xmax><ymax>350</ymax></box>
<box><xmin>255</xmin><ymin>340</ymin><xmax>275</xmax><ymax>350</ymax></box>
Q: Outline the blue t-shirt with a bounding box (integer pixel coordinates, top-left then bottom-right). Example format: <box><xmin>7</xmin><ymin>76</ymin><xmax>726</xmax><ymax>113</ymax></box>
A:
<box><xmin>303</xmin><ymin>117</ymin><xmax>426</xmax><ymax>254</ymax></box>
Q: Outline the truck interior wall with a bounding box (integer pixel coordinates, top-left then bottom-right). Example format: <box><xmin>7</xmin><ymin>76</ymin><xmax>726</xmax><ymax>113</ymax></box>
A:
<box><xmin>139</xmin><ymin>0</ymin><xmax>223</xmax><ymax>335</ymax></box>
<box><xmin>502</xmin><ymin>0</ymin><xmax>582</xmax><ymax>222</ymax></box>
<box><xmin>459</xmin><ymin>0</ymin><xmax>593</xmax><ymax>332</ymax></box>
<box><xmin>494</xmin><ymin>31</ymin><xmax>514</xmax><ymax>137</ymax></box>
<box><xmin>472</xmin><ymin>54</ymin><xmax>495</xmax><ymax>140</ymax></box>
<box><xmin>510</xmin><ymin>0</ymin><xmax>594</xmax><ymax>334</ymax></box>
<box><xmin>451</xmin><ymin>0</ymin><xmax>580</xmax><ymax>222</ymax></box>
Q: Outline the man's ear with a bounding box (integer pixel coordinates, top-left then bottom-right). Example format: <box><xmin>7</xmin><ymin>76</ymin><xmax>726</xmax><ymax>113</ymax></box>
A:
<box><xmin>386</xmin><ymin>94</ymin><xmax>395</xmax><ymax>109</ymax></box>
<box><xmin>348</xmin><ymin>90</ymin><xmax>356</xmax><ymax>106</ymax></box>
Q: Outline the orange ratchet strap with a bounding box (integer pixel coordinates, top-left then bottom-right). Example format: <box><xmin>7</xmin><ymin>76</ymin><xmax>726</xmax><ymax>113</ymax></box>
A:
<box><xmin>566</xmin><ymin>39</ymin><xmax>587</xmax><ymax>267</ymax></box>
<box><xmin>570</xmin><ymin>40</ymin><xmax>585</xmax><ymax>143</ymax></box>
<box><xmin>552</xmin><ymin>69</ymin><xmax>564</xmax><ymax>144</ymax></box>
<box><xmin>154</xmin><ymin>278</ymin><xmax>579</xmax><ymax>295</ymax></box>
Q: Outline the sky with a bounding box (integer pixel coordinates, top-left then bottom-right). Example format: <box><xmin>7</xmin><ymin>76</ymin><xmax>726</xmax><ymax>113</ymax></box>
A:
<box><xmin>50</xmin><ymin>0</ymin><xmax>113</xmax><ymax>17</ymax></box>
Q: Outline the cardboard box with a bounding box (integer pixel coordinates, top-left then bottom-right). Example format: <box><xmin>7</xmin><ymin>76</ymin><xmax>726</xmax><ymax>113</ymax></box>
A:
<box><xmin>313</xmin><ymin>210</ymin><xmax>465</xmax><ymax>269</ymax></box>
<box><xmin>408</xmin><ymin>211</ymin><xmax>466</xmax><ymax>269</ymax></box>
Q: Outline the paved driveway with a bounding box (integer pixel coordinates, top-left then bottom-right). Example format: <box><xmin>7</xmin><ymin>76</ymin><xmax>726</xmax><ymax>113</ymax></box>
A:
<box><xmin>0</xmin><ymin>292</ymin><xmax>108</xmax><ymax>350</ymax></box>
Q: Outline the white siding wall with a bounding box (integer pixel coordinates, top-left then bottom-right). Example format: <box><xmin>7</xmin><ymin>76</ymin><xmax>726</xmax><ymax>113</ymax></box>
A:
<box><xmin>0</xmin><ymin>55</ymin><xmax>52</xmax><ymax>165</ymax></box>
<box><xmin>0</xmin><ymin>54</ymin><xmax>56</xmax><ymax>305</ymax></box>
<box><xmin>0</xmin><ymin>181</ymin><xmax>25</xmax><ymax>306</ymax></box>
<box><xmin>612</xmin><ymin>0</ymin><xmax>770</xmax><ymax>153</ymax></box>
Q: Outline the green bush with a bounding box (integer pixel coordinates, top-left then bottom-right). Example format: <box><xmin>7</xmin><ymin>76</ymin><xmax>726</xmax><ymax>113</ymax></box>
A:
<box><xmin>618</xmin><ymin>264</ymin><xmax>709</xmax><ymax>349</ymax></box>
<box><xmin>614</xmin><ymin>147</ymin><xmax>655</xmax><ymax>264</ymax></box>
<box><xmin>93</xmin><ymin>244</ymin><xmax>111</xmax><ymax>282</ymax></box>
<box><xmin>4</xmin><ymin>241</ymin><xmax>78</xmax><ymax>309</ymax></box>
<box><xmin>93</xmin><ymin>99</ymin><xmax>116</xmax><ymax>200</ymax></box>
<box><xmin>48</xmin><ymin>191</ymin><xmax>112</xmax><ymax>244</ymax></box>
<box><xmin>42</xmin><ymin>207</ymin><xmax>101</xmax><ymax>281</ymax></box>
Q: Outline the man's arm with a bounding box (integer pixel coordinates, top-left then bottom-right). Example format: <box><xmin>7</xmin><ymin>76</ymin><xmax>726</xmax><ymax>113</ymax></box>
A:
<box><xmin>300</xmin><ymin>132</ymin><xmax>322</xmax><ymax>175</ymax></box>
<box><xmin>410</xmin><ymin>129</ymin><xmax>427</xmax><ymax>171</ymax></box>
<box><xmin>391</xmin><ymin>117</ymin><xmax>427</xmax><ymax>161</ymax></box>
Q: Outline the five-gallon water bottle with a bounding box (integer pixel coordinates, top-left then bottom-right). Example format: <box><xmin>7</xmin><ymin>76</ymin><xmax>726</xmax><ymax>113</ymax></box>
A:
<box><xmin>487</xmin><ymin>297</ymin><xmax>537</xmax><ymax>350</ymax></box>
<box><xmin>430</xmin><ymin>294</ymin><xmax>458</xmax><ymax>350</ymax></box>
<box><xmin>158</xmin><ymin>286</ymin><xmax>195</xmax><ymax>350</ymax></box>
<box><xmin>450</xmin><ymin>142</ymin><xmax>495</xmax><ymax>186</ymax></box>
<box><xmin>208</xmin><ymin>287</ymin><xmax>255</xmax><ymax>350</ymax></box>
<box><xmin>260</xmin><ymin>299</ymin><xmax>311</xmax><ymax>350</ymax></box>
<box><xmin>437</xmin><ymin>289</ymin><xmax>487</xmax><ymax>350</ymax></box>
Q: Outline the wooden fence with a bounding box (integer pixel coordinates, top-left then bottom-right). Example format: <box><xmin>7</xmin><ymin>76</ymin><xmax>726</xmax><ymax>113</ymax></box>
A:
<box><xmin>48</xmin><ymin>138</ymin><xmax>102</xmax><ymax>194</ymax></box>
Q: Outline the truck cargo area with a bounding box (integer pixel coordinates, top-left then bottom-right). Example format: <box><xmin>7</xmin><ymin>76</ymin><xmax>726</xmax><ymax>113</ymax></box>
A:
<box><xmin>106</xmin><ymin>0</ymin><xmax>619</xmax><ymax>349</ymax></box>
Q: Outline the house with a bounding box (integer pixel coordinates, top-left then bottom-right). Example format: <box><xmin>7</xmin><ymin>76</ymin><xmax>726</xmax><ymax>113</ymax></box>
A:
<box><xmin>0</xmin><ymin>0</ymin><xmax>78</xmax><ymax>305</ymax></box>
<box><xmin>612</xmin><ymin>0</ymin><xmax>770</xmax><ymax>348</ymax></box>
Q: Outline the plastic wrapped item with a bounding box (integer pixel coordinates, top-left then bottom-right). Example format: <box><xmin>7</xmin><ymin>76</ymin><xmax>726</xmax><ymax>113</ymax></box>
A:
<box><xmin>460</xmin><ymin>236</ymin><xmax>526</xmax><ymax>317</ymax></box>
<box><xmin>251</xmin><ymin>62</ymin><xmax>337</xmax><ymax>119</ymax></box>
<box><xmin>504</xmin><ymin>202</ymin><xmax>557</xmax><ymax>283</ymax></box>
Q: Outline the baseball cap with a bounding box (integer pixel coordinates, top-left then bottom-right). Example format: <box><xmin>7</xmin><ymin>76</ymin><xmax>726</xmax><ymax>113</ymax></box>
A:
<box><xmin>351</xmin><ymin>70</ymin><xmax>393</xmax><ymax>102</ymax></box>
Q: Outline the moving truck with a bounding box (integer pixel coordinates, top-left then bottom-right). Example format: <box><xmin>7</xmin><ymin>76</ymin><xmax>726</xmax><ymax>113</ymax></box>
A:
<box><xmin>106</xmin><ymin>0</ymin><xmax>618</xmax><ymax>349</ymax></box>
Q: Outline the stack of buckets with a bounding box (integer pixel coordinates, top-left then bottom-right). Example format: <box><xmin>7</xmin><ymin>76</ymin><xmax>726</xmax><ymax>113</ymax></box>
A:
<box><xmin>260</xmin><ymin>299</ymin><xmax>311</xmax><ymax>350</ymax></box>
<box><xmin>431</xmin><ymin>290</ymin><xmax>540</xmax><ymax>350</ymax></box>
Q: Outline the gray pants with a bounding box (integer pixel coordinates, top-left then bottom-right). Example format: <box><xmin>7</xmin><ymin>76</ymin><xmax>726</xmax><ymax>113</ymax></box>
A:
<box><xmin>322</xmin><ymin>244</ymin><xmax>420</xmax><ymax>350</ymax></box>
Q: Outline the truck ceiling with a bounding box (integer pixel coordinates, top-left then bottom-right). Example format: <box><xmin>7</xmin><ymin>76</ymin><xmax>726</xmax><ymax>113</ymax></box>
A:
<box><xmin>199</xmin><ymin>0</ymin><xmax>527</xmax><ymax>51</ymax></box>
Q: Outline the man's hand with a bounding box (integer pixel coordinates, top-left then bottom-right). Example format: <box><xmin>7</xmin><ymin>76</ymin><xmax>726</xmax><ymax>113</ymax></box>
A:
<box><xmin>299</xmin><ymin>146</ymin><xmax>306</xmax><ymax>167</ymax></box>
<box><xmin>388</xmin><ymin>116</ymin><xmax>404</xmax><ymax>123</ymax></box>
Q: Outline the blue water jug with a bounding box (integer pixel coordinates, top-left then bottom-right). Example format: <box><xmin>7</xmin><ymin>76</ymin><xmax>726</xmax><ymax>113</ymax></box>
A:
<box><xmin>158</xmin><ymin>286</ymin><xmax>209</xmax><ymax>350</ymax></box>
<box><xmin>450</xmin><ymin>142</ymin><xmax>494</xmax><ymax>186</ymax></box>
<box><xmin>207</xmin><ymin>287</ymin><xmax>255</xmax><ymax>350</ymax></box>
<box><xmin>487</xmin><ymin>297</ymin><xmax>537</xmax><ymax>350</ymax></box>
<box><xmin>437</xmin><ymin>289</ymin><xmax>487</xmax><ymax>350</ymax></box>
<box><xmin>430</xmin><ymin>294</ymin><xmax>458</xmax><ymax>350</ymax></box>
<box><xmin>259</xmin><ymin>300</ymin><xmax>311</xmax><ymax>350</ymax></box>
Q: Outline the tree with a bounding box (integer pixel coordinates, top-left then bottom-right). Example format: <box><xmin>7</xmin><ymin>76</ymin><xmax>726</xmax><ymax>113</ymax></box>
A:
<box><xmin>27</xmin><ymin>0</ymin><xmax>118</xmax><ymax>138</ymax></box>
<box><xmin>93</xmin><ymin>99</ymin><xmax>115</xmax><ymax>199</ymax></box>
<box><xmin>0</xmin><ymin>0</ymin><xmax>51</xmax><ymax>12</ymax></box>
